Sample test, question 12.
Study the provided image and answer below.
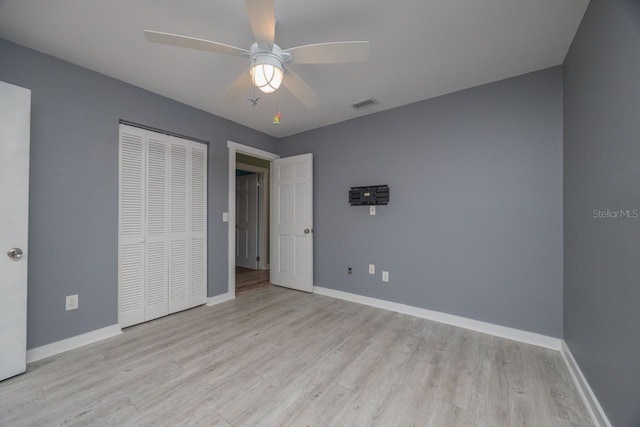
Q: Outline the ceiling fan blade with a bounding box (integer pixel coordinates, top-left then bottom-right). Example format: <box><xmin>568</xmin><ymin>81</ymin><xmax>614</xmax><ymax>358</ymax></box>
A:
<box><xmin>285</xmin><ymin>41</ymin><xmax>369</xmax><ymax>64</ymax></box>
<box><xmin>144</xmin><ymin>30</ymin><xmax>249</xmax><ymax>57</ymax></box>
<box><xmin>282</xmin><ymin>68</ymin><xmax>319</xmax><ymax>108</ymax></box>
<box><xmin>244</xmin><ymin>0</ymin><xmax>275</xmax><ymax>45</ymax></box>
<box><xmin>220</xmin><ymin>70</ymin><xmax>253</xmax><ymax>105</ymax></box>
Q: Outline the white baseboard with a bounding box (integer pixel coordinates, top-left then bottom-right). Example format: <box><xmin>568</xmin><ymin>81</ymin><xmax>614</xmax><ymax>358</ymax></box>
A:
<box><xmin>27</xmin><ymin>324</ymin><xmax>122</xmax><ymax>363</ymax></box>
<box><xmin>560</xmin><ymin>341</ymin><xmax>611</xmax><ymax>427</ymax></box>
<box><xmin>314</xmin><ymin>286</ymin><xmax>561</xmax><ymax>351</ymax></box>
<box><xmin>206</xmin><ymin>292</ymin><xmax>235</xmax><ymax>306</ymax></box>
<box><xmin>25</xmin><ymin>293</ymin><xmax>236</xmax><ymax>364</ymax></box>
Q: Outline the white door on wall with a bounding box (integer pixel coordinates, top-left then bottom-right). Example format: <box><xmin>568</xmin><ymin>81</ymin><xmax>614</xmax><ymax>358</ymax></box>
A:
<box><xmin>145</xmin><ymin>132</ymin><xmax>170</xmax><ymax>321</ymax></box>
<box><xmin>271</xmin><ymin>154</ymin><xmax>313</xmax><ymax>293</ymax></box>
<box><xmin>189</xmin><ymin>142</ymin><xmax>208</xmax><ymax>306</ymax></box>
<box><xmin>119</xmin><ymin>125</ymin><xmax>208</xmax><ymax>328</ymax></box>
<box><xmin>0</xmin><ymin>82</ymin><xmax>31</xmax><ymax>381</ymax></box>
<box><xmin>236</xmin><ymin>173</ymin><xmax>259</xmax><ymax>270</ymax></box>
<box><xmin>168</xmin><ymin>137</ymin><xmax>190</xmax><ymax>314</ymax></box>
<box><xmin>119</xmin><ymin>126</ymin><xmax>147</xmax><ymax>327</ymax></box>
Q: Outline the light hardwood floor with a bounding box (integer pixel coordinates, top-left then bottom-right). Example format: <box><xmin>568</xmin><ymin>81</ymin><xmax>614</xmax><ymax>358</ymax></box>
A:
<box><xmin>235</xmin><ymin>267</ymin><xmax>271</xmax><ymax>295</ymax></box>
<box><xmin>0</xmin><ymin>286</ymin><xmax>592</xmax><ymax>427</ymax></box>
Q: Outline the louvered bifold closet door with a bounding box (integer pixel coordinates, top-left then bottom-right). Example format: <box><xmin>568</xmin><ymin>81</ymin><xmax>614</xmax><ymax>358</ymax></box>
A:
<box><xmin>120</xmin><ymin>126</ymin><xmax>208</xmax><ymax>327</ymax></box>
<box><xmin>144</xmin><ymin>131</ymin><xmax>170</xmax><ymax>321</ymax></box>
<box><xmin>168</xmin><ymin>137</ymin><xmax>191</xmax><ymax>314</ymax></box>
<box><xmin>189</xmin><ymin>142</ymin><xmax>207</xmax><ymax>307</ymax></box>
<box><xmin>119</xmin><ymin>125</ymin><xmax>146</xmax><ymax>328</ymax></box>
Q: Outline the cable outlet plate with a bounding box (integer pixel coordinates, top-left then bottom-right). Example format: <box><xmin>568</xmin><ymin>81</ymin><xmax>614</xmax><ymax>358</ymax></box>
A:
<box><xmin>66</xmin><ymin>294</ymin><xmax>78</xmax><ymax>311</ymax></box>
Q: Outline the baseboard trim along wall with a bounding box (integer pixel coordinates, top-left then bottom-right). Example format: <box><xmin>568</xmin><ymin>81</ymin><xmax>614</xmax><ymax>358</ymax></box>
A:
<box><xmin>314</xmin><ymin>286</ymin><xmax>562</xmax><ymax>351</ymax></box>
<box><xmin>314</xmin><ymin>286</ymin><xmax>613</xmax><ymax>425</ymax></box>
<box><xmin>25</xmin><ymin>294</ymin><xmax>236</xmax><ymax>363</ymax></box>
<box><xmin>206</xmin><ymin>292</ymin><xmax>235</xmax><ymax>307</ymax></box>
<box><xmin>560</xmin><ymin>341</ymin><xmax>612</xmax><ymax>427</ymax></box>
<box><xmin>22</xmin><ymin>286</ymin><xmax>608</xmax><ymax>426</ymax></box>
<box><xmin>26</xmin><ymin>324</ymin><xmax>122</xmax><ymax>363</ymax></box>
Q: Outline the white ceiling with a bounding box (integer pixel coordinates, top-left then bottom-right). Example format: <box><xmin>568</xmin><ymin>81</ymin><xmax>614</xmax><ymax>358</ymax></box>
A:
<box><xmin>0</xmin><ymin>0</ymin><xmax>588</xmax><ymax>138</ymax></box>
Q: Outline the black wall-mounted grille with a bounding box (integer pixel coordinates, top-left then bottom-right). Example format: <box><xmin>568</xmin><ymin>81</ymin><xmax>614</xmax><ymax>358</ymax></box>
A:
<box><xmin>349</xmin><ymin>185</ymin><xmax>390</xmax><ymax>206</ymax></box>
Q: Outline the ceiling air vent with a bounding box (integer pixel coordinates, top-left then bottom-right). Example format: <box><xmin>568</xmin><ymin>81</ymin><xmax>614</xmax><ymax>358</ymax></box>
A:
<box><xmin>350</xmin><ymin>97</ymin><xmax>379</xmax><ymax>110</ymax></box>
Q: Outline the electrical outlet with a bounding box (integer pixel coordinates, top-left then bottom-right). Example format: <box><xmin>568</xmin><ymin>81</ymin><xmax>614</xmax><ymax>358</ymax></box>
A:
<box><xmin>382</xmin><ymin>271</ymin><xmax>389</xmax><ymax>282</ymax></box>
<box><xmin>369</xmin><ymin>264</ymin><xmax>375</xmax><ymax>274</ymax></box>
<box><xmin>369</xmin><ymin>206</ymin><xmax>376</xmax><ymax>216</ymax></box>
<box><xmin>66</xmin><ymin>294</ymin><xmax>78</xmax><ymax>311</ymax></box>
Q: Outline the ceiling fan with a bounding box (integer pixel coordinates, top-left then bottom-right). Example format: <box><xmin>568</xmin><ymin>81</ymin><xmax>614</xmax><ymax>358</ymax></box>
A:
<box><xmin>144</xmin><ymin>0</ymin><xmax>369</xmax><ymax>108</ymax></box>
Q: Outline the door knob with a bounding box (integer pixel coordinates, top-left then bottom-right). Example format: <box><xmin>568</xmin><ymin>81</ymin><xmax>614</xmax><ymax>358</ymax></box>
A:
<box><xmin>7</xmin><ymin>248</ymin><xmax>23</xmax><ymax>260</ymax></box>
<box><xmin>304</xmin><ymin>228</ymin><xmax>311</xmax><ymax>234</ymax></box>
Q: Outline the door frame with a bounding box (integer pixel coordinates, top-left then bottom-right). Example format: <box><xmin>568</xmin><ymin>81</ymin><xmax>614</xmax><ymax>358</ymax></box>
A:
<box><xmin>236</xmin><ymin>162</ymin><xmax>270</xmax><ymax>271</ymax></box>
<box><xmin>227</xmin><ymin>141</ymin><xmax>279</xmax><ymax>296</ymax></box>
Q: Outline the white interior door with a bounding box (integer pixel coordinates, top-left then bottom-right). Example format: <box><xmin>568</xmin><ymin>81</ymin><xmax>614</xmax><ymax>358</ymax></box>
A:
<box><xmin>0</xmin><ymin>81</ymin><xmax>31</xmax><ymax>381</ymax></box>
<box><xmin>144</xmin><ymin>131</ymin><xmax>170</xmax><ymax>321</ymax></box>
<box><xmin>236</xmin><ymin>174</ymin><xmax>259</xmax><ymax>270</ymax></box>
<box><xmin>189</xmin><ymin>141</ymin><xmax>208</xmax><ymax>306</ymax></box>
<box><xmin>168</xmin><ymin>137</ymin><xmax>190</xmax><ymax>313</ymax></box>
<box><xmin>119</xmin><ymin>126</ymin><xmax>146</xmax><ymax>327</ymax></box>
<box><xmin>120</xmin><ymin>126</ymin><xmax>207</xmax><ymax>327</ymax></box>
<box><xmin>270</xmin><ymin>154</ymin><xmax>313</xmax><ymax>292</ymax></box>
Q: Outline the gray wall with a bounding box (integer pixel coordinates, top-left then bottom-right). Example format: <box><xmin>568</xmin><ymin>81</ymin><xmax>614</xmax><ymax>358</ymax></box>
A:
<box><xmin>563</xmin><ymin>0</ymin><xmax>640</xmax><ymax>425</ymax></box>
<box><xmin>0</xmin><ymin>39</ymin><xmax>277</xmax><ymax>349</ymax></box>
<box><xmin>279</xmin><ymin>67</ymin><xmax>564</xmax><ymax>337</ymax></box>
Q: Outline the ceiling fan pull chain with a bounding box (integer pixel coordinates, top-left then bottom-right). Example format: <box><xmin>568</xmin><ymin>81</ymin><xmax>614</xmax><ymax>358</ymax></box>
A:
<box><xmin>273</xmin><ymin>89</ymin><xmax>282</xmax><ymax>125</ymax></box>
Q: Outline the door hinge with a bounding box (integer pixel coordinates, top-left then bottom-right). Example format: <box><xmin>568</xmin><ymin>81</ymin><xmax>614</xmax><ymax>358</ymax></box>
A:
<box><xmin>256</xmin><ymin>256</ymin><xmax>260</xmax><ymax>261</ymax></box>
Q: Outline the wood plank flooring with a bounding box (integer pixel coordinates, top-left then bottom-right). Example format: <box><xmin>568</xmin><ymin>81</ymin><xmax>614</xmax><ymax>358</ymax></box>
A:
<box><xmin>235</xmin><ymin>267</ymin><xmax>271</xmax><ymax>295</ymax></box>
<box><xmin>0</xmin><ymin>286</ymin><xmax>593</xmax><ymax>426</ymax></box>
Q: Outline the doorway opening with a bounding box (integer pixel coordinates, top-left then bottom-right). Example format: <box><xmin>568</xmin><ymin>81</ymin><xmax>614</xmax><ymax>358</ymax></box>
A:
<box><xmin>227</xmin><ymin>141</ymin><xmax>279</xmax><ymax>297</ymax></box>
<box><xmin>235</xmin><ymin>153</ymin><xmax>270</xmax><ymax>295</ymax></box>
<box><xmin>227</xmin><ymin>141</ymin><xmax>314</xmax><ymax>297</ymax></box>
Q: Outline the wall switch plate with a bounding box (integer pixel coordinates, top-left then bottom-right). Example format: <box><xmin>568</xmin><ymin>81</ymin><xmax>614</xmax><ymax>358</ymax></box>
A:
<box><xmin>66</xmin><ymin>294</ymin><xmax>78</xmax><ymax>311</ymax></box>
<box><xmin>369</xmin><ymin>264</ymin><xmax>375</xmax><ymax>274</ymax></box>
<box><xmin>382</xmin><ymin>271</ymin><xmax>389</xmax><ymax>282</ymax></box>
<box><xmin>369</xmin><ymin>206</ymin><xmax>376</xmax><ymax>216</ymax></box>
<box><xmin>222</xmin><ymin>212</ymin><xmax>229</xmax><ymax>222</ymax></box>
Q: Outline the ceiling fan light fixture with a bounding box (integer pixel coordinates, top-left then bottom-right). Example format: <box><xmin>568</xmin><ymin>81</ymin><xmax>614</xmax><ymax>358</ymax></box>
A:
<box><xmin>250</xmin><ymin>54</ymin><xmax>284</xmax><ymax>94</ymax></box>
<box><xmin>144</xmin><ymin>0</ymin><xmax>369</xmax><ymax>108</ymax></box>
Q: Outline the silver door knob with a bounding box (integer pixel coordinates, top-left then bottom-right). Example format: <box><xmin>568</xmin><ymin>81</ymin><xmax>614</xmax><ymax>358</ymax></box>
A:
<box><xmin>304</xmin><ymin>228</ymin><xmax>311</xmax><ymax>234</ymax></box>
<box><xmin>7</xmin><ymin>248</ymin><xmax>23</xmax><ymax>260</ymax></box>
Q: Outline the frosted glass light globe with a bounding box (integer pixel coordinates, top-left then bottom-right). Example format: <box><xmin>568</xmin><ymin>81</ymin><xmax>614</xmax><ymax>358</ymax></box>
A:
<box><xmin>250</xmin><ymin>63</ymin><xmax>283</xmax><ymax>94</ymax></box>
